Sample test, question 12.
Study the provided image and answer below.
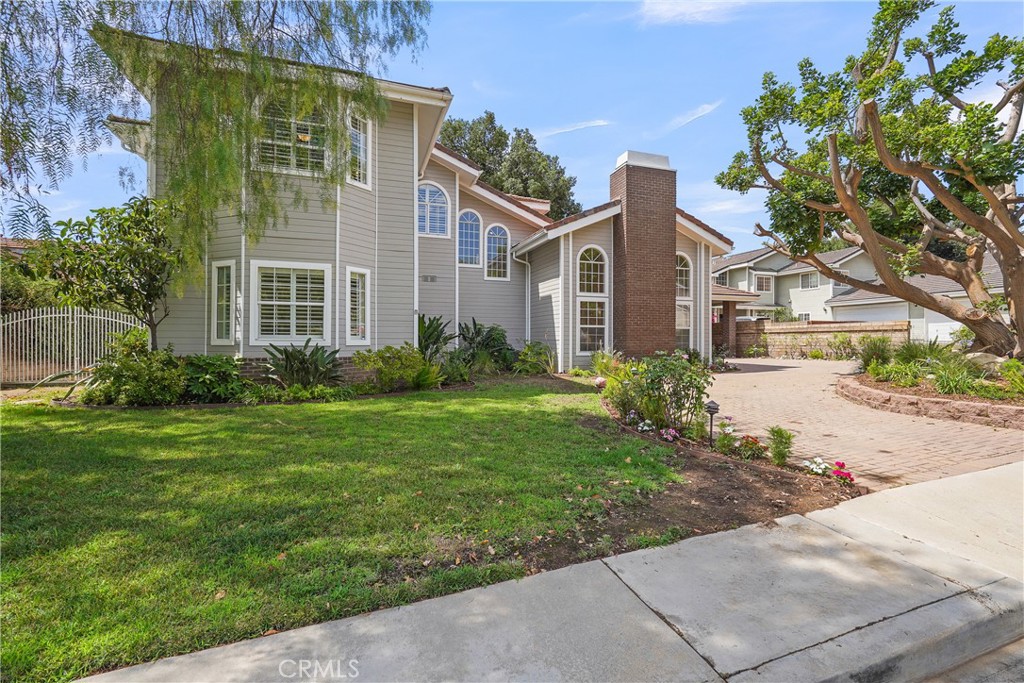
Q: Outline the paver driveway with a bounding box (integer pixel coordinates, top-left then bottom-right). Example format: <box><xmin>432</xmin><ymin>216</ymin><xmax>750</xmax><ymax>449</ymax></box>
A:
<box><xmin>709</xmin><ymin>358</ymin><xmax>1023</xmax><ymax>490</ymax></box>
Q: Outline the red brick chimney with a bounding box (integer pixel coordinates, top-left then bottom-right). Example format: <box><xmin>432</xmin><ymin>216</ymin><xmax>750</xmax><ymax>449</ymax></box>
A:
<box><xmin>609</xmin><ymin>151</ymin><xmax>677</xmax><ymax>358</ymax></box>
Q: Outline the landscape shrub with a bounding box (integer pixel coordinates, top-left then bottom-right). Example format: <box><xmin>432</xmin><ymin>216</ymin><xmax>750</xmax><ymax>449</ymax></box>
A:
<box><xmin>893</xmin><ymin>339</ymin><xmax>955</xmax><ymax>366</ymax></box>
<box><xmin>410</xmin><ymin>363</ymin><xmax>446</xmax><ymax>390</ymax></box>
<box><xmin>568</xmin><ymin>366</ymin><xmax>593</xmax><ymax>377</ymax></box>
<box><xmin>807</xmin><ymin>349</ymin><xmax>825</xmax><ymax>360</ymax></box>
<box><xmin>604</xmin><ymin>352</ymin><xmax>712</xmax><ymax>430</ymax></box>
<box><xmin>949</xmin><ymin>325</ymin><xmax>975</xmax><ymax>351</ymax></box>
<box><xmin>439</xmin><ymin>352</ymin><xmax>471</xmax><ymax>384</ymax></box>
<box><xmin>458</xmin><ymin>319</ymin><xmax>516</xmax><ymax>371</ymax></box>
<box><xmin>353</xmin><ymin>343</ymin><xmax>426</xmax><ymax>392</ymax></box>
<box><xmin>590</xmin><ymin>348</ymin><xmax>621</xmax><ymax>377</ymax></box>
<box><xmin>933</xmin><ymin>361</ymin><xmax>977</xmax><ymax>395</ymax></box>
<box><xmin>736</xmin><ymin>435</ymin><xmax>768</xmax><ymax>460</ymax></box>
<box><xmin>870</xmin><ymin>360</ymin><xmax>923</xmax><ymax>387</ymax></box>
<box><xmin>714</xmin><ymin>418</ymin><xmax>738</xmax><ymax>454</ymax></box>
<box><xmin>766</xmin><ymin>425</ymin><xmax>794</xmax><ymax>466</ymax></box>
<box><xmin>514</xmin><ymin>341</ymin><xmax>555</xmax><ymax>375</ymax></box>
<box><xmin>418</xmin><ymin>315</ymin><xmax>457</xmax><ymax>364</ymax></box>
<box><xmin>858</xmin><ymin>335</ymin><xmax>892</xmax><ymax>370</ymax></box>
<box><xmin>79</xmin><ymin>328</ymin><xmax>184</xmax><ymax>406</ymax></box>
<box><xmin>265</xmin><ymin>339</ymin><xmax>344</xmax><ymax>388</ymax></box>
<box><xmin>827</xmin><ymin>333</ymin><xmax>857</xmax><ymax>360</ymax></box>
<box><xmin>1000</xmin><ymin>359</ymin><xmax>1024</xmax><ymax>396</ymax></box>
<box><xmin>240</xmin><ymin>383</ymin><xmax>354</xmax><ymax>404</ymax></box>
<box><xmin>183</xmin><ymin>355</ymin><xmax>244</xmax><ymax>403</ymax></box>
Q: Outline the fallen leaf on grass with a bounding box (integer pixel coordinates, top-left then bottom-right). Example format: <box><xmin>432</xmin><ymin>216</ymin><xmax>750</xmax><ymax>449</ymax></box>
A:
<box><xmin>277</xmin><ymin>552</ymin><xmax>287</xmax><ymax>560</ymax></box>
<box><xmin>263</xmin><ymin>629</ymin><xmax>279</xmax><ymax>636</ymax></box>
<box><xmin>214</xmin><ymin>590</ymin><xmax>226</xmax><ymax>601</ymax></box>
<box><xmin>625</xmin><ymin>457</ymin><xmax>632</xmax><ymax>463</ymax></box>
<box><xmin>422</xmin><ymin>559</ymin><xmax>432</xmax><ymax>567</ymax></box>
<box><xmin>487</xmin><ymin>545</ymin><xmax>496</xmax><ymax>556</ymax></box>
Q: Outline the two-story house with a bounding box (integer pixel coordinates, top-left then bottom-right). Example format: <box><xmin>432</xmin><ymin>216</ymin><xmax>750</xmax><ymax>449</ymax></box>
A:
<box><xmin>98</xmin><ymin>30</ymin><xmax>735</xmax><ymax>372</ymax></box>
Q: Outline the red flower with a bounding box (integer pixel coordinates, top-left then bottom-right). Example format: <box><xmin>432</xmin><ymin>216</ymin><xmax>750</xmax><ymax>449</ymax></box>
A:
<box><xmin>834</xmin><ymin>461</ymin><xmax>846</xmax><ymax>469</ymax></box>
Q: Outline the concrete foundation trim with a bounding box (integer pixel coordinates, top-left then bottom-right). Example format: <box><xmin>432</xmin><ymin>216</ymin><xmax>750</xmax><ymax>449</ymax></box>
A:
<box><xmin>836</xmin><ymin>376</ymin><xmax>1024</xmax><ymax>431</ymax></box>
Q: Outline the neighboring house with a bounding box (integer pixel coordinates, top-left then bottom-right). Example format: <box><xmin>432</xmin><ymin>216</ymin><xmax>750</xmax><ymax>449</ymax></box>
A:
<box><xmin>98</xmin><ymin>32</ymin><xmax>734</xmax><ymax>371</ymax></box>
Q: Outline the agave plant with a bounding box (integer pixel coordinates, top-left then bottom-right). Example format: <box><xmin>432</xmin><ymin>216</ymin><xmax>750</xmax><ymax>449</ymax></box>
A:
<box><xmin>265</xmin><ymin>338</ymin><xmax>344</xmax><ymax>387</ymax></box>
<box><xmin>30</xmin><ymin>368</ymin><xmax>99</xmax><ymax>401</ymax></box>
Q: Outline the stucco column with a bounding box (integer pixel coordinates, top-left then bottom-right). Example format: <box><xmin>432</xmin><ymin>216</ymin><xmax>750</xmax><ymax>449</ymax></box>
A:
<box><xmin>722</xmin><ymin>301</ymin><xmax>738</xmax><ymax>356</ymax></box>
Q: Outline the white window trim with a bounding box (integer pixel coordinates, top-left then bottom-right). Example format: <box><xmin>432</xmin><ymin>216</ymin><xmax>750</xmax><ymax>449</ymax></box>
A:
<box><xmin>576</xmin><ymin>296</ymin><xmax>609</xmax><ymax>356</ymax></box>
<box><xmin>484</xmin><ymin>224</ymin><xmax>511</xmax><ymax>281</ymax></box>
<box><xmin>347</xmin><ymin>114</ymin><xmax>372</xmax><ymax>191</ymax></box>
<box><xmin>753</xmin><ymin>273</ymin><xmax>774</xmax><ymax>294</ymax></box>
<box><xmin>248</xmin><ymin>259</ymin><xmax>332</xmax><ymax>346</ymax></box>
<box><xmin>797</xmin><ymin>312</ymin><xmax>812</xmax><ymax>321</ymax></box>
<box><xmin>457</xmin><ymin>209</ymin><xmax>483</xmax><ymax>268</ymax></box>
<box><xmin>210</xmin><ymin>259</ymin><xmax>236</xmax><ymax>346</ymax></box>
<box><xmin>417</xmin><ymin>181</ymin><xmax>452</xmax><ymax>239</ymax></box>
<box><xmin>576</xmin><ymin>244</ymin><xmax>608</xmax><ymax>296</ymax></box>
<box><xmin>675</xmin><ymin>301</ymin><xmax>693</xmax><ymax>350</ymax></box>
<box><xmin>800</xmin><ymin>272</ymin><xmax>820</xmax><ymax>290</ymax></box>
<box><xmin>675</xmin><ymin>251</ymin><xmax>693</xmax><ymax>299</ymax></box>
<box><xmin>254</xmin><ymin>94</ymin><xmax>330</xmax><ymax>178</ymax></box>
<box><xmin>345</xmin><ymin>266</ymin><xmax>371</xmax><ymax>346</ymax></box>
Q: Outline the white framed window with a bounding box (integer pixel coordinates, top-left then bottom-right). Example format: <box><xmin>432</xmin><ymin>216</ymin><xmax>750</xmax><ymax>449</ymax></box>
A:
<box><xmin>676</xmin><ymin>253</ymin><xmax>692</xmax><ymax>298</ymax></box>
<box><xmin>458</xmin><ymin>210</ymin><xmax>482</xmax><ymax>266</ymax></box>
<box><xmin>249</xmin><ymin>260</ymin><xmax>331</xmax><ymax>345</ymax></box>
<box><xmin>714</xmin><ymin>272</ymin><xmax>728</xmax><ymax>286</ymax></box>
<box><xmin>485</xmin><ymin>224</ymin><xmax>509</xmax><ymax>280</ymax></box>
<box><xmin>210</xmin><ymin>259</ymin><xmax>235</xmax><ymax>345</ymax></box>
<box><xmin>754</xmin><ymin>274</ymin><xmax>773</xmax><ymax>293</ymax></box>
<box><xmin>346</xmin><ymin>266</ymin><xmax>370</xmax><ymax>346</ymax></box>
<box><xmin>417</xmin><ymin>182</ymin><xmax>450</xmax><ymax>237</ymax></box>
<box><xmin>676</xmin><ymin>302</ymin><xmax>692</xmax><ymax>350</ymax></box>
<box><xmin>800</xmin><ymin>272</ymin><xmax>820</xmax><ymax>290</ymax></box>
<box><xmin>577</xmin><ymin>246</ymin><xmax>607</xmax><ymax>295</ymax></box>
<box><xmin>797</xmin><ymin>312</ymin><xmax>812</xmax><ymax>322</ymax></box>
<box><xmin>578</xmin><ymin>299</ymin><xmax>607</xmax><ymax>354</ymax></box>
<box><xmin>257</xmin><ymin>96</ymin><xmax>326</xmax><ymax>174</ymax></box>
<box><xmin>348</xmin><ymin>115</ymin><xmax>371</xmax><ymax>189</ymax></box>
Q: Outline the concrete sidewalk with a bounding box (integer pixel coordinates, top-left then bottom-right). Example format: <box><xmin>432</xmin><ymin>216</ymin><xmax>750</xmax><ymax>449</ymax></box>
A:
<box><xmin>84</xmin><ymin>463</ymin><xmax>1024</xmax><ymax>683</ymax></box>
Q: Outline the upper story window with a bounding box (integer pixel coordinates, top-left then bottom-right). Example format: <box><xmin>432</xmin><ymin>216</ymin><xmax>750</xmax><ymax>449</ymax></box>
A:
<box><xmin>676</xmin><ymin>254</ymin><xmax>691</xmax><ymax>298</ymax></box>
<box><xmin>417</xmin><ymin>183</ymin><xmax>449</xmax><ymax>236</ymax></box>
<box><xmin>349</xmin><ymin>115</ymin><xmax>370</xmax><ymax>187</ymax></box>
<box><xmin>458</xmin><ymin>211</ymin><xmax>481</xmax><ymax>266</ymax></box>
<box><xmin>714</xmin><ymin>272</ymin><xmax>728</xmax><ymax>286</ymax></box>
<box><xmin>485</xmin><ymin>225</ymin><xmax>509</xmax><ymax>280</ymax></box>
<box><xmin>800</xmin><ymin>272</ymin><xmax>820</xmax><ymax>290</ymax></box>
<box><xmin>754</xmin><ymin>274</ymin><xmax>773</xmax><ymax>293</ymax></box>
<box><xmin>578</xmin><ymin>247</ymin><xmax>607</xmax><ymax>295</ymax></box>
<box><xmin>258</xmin><ymin>97</ymin><xmax>326</xmax><ymax>173</ymax></box>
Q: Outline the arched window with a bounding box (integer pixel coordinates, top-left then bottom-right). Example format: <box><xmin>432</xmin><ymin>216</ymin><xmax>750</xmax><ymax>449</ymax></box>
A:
<box><xmin>417</xmin><ymin>183</ymin><xmax>449</xmax><ymax>236</ymax></box>
<box><xmin>578</xmin><ymin>247</ymin><xmax>606</xmax><ymax>295</ymax></box>
<box><xmin>676</xmin><ymin>253</ymin><xmax>691</xmax><ymax>298</ymax></box>
<box><xmin>458</xmin><ymin>211</ymin><xmax>482</xmax><ymax>266</ymax></box>
<box><xmin>485</xmin><ymin>225</ymin><xmax>509</xmax><ymax>280</ymax></box>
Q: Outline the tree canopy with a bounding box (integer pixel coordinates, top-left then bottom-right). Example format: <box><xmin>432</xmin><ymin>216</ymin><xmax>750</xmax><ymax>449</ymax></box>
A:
<box><xmin>439</xmin><ymin>111</ymin><xmax>582</xmax><ymax>220</ymax></box>
<box><xmin>1</xmin><ymin>1</ymin><xmax>431</xmax><ymax>266</ymax></box>
<box><xmin>716</xmin><ymin>0</ymin><xmax>1023</xmax><ymax>355</ymax></box>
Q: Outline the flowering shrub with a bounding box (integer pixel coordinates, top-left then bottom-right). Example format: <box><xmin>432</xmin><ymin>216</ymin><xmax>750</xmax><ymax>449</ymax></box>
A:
<box><xmin>803</xmin><ymin>457</ymin><xmax>856</xmax><ymax>484</ymax></box>
<box><xmin>714</xmin><ymin>417</ymin><xmax>738</xmax><ymax>453</ymax></box>
<box><xmin>603</xmin><ymin>350</ymin><xmax>712</xmax><ymax>431</ymax></box>
<box><xmin>636</xmin><ymin>419</ymin><xmax>656</xmax><ymax>433</ymax></box>
<box><xmin>736</xmin><ymin>434</ymin><xmax>768</xmax><ymax>460</ymax></box>
<box><xmin>659</xmin><ymin>428</ymin><xmax>680</xmax><ymax>443</ymax></box>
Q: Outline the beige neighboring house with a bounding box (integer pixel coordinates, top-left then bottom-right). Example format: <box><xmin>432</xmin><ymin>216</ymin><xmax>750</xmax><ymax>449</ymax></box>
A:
<box><xmin>98</xmin><ymin>32</ymin><xmax>736</xmax><ymax>372</ymax></box>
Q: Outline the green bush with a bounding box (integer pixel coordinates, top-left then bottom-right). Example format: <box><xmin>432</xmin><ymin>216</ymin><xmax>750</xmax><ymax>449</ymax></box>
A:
<box><xmin>352</xmin><ymin>343</ymin><xmax>425</xmax><ymax>392</ymax></box>
<box><xmin>807</xmin><ymin>349</ymin><xmax>825</xmax><ymax>360</ymax></box>
<box><xmin>410</xmin><ymin>363</ymin><xmax>445</xmax><ymax>390</ymax></box>
<box><xmin>591</xmin><ymin>348</ymin><xmax>621</xmax><ymax>377</ymax></box>
<box><xmin>736</xmin><ymin>435</ymin><xmax>768</xmax><ymax>460</ymax></box>
<box><xmin>970</xmin><ymin>382</ymin><xmax>1015</xmax><ymax>401</ymax></box>
<box><xmin>418</xmin><ymin>315</ymin><xmax>457</xmax><ymax>364</ymax></box>
<box><xmin>858</xmin><ymin>335</ymin><xmax>892</xmax><ymax>370</ymax></box>
<box><xmin>870</xmin><ymin>360</ymin><xmax>923</xmax><ymax>387</ymax></box>
<box><xmin>894</xmin><ymin>340</ymin><xmax>955</xmax><ymax>366</ymax></box>
<box><xmin>568</xmin><ymin>366</ymin><xmax>593</xmax><ymax>377</ymax></box>
<box><xmin>183</xmin><ymin>355</ymin><xmax>244</xmax><ymax>403</ymax></box>
<box><xmin>766</xmin><ymin>426</ymin><xmax>794</xmax><ymax>466</ymax></box>
<box><xmin>950</xmin><ymin>325</ymin><xmax>975</xmax><ymax>351</ymax></box>
<box><xmin>440</xmin><ymin>352</ymin><xmax>471</xmax><ymax>384</ymax></box>
<box><xmin>604</xmin><ymin>352</ymin><xmax>712</xmax><ymax>430</ymax></box>
<box><xmin>933</xmin><ymin>361</ymin><xmax>977</xmax><ymax>395</ymax></box>
<box><xmin>514</xmin><ymin>341</ymin><xmax>555</xmax><ymax>375</ymax></box>
<box><xmin>265</xmin><ymin>339</ymin><xmax>344</xmax><ymax>388</ymax></box>
<box><xmin>1000</xmin><ymin>359</ymin><xmax>1024</xmax><ymax>396</ymax></box>
<box><xmin>240</xmin><ymin>382</ymin><xmax>354</xmax><ymax>404</ymax></box>
<box><xmin>827</xmin><ymin>333</ymin><xmax>857</xmax><ymax>360</ymax></box>
<box><xmin>80</xmin><ymin>328</ymin><xmax>184</xmax><ymax>406</ymax></box>
<box><xmin>458</xmin><ymin>319</ymin><xmax>515</xmax><ymax>371</ymax></box>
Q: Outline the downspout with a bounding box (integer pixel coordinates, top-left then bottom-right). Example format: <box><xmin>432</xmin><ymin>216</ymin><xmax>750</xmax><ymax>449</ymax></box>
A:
<box><xmin>336</xmin><ymin>179</ymin><xmax>342</xmax><ymax>350</ymax></box>
<box><xmin>454</xmin><ymin>173</ymin><xmax>460</xmax><ymax>345</ymax></box>
<box><xmin>239</xmin><ymin>183</ymin><xmax>246</xmax><ymax>357</ymax></box>
<box><xmin>512</xmin><ymin>251</ymin><xmax>531</xmax><ymax>340</ymax></box>
<box><xmin>557</xmin><ymin>236</ymin><xmax>565</xmax><ymax>373</ymax></box>
<box><xmin>568</xmin><ymin>231</ymin><xmax>574</xmax><ymax>366</ymax></box>
<box><xmin>412</xmin><ymin>103</ymin><xmax>419</xmax><ymax>347</ymax></box>
<box><xmin>203</xmin><ymin>233</ymin><xmax>208</xmax><ymax>355</ymax></box>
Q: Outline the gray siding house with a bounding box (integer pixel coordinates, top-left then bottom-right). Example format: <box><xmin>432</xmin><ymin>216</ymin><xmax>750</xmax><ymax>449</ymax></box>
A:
<box><xmin>103</xmin><ymin>39</ymin><xmax>734</xmax><ymax>371</ymax></box>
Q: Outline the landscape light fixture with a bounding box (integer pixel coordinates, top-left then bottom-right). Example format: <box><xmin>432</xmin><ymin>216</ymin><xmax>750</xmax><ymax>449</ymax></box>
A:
<box><xmin>705</xmin><ymin>400</ymin><xmax>719</xmax><ymax>448</ymax></box>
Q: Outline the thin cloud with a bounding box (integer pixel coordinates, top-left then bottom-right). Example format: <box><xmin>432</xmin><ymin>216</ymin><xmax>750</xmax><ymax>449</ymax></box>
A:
<box><xmin>537</xmin><ymin>119</ymin><xmax>611</xmax><ymax>140</ymax></box>
<box><xmin>470</xmin><ymin>79</ymin><xmax>512</xmax><ymax>99</ymax></box>
<box><xmin>647</xmin><ymin>100</ymin><xmax>723</xmax><ymax>139</ymax></box>
<box><xmin>638</xmin><ymin>1</ymin><xmax>749</xmax><ymax>26</ymax></box>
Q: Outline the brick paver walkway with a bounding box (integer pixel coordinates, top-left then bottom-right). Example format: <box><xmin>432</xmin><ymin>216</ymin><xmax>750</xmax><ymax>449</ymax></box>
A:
<box><xmin>709</xmin><ymin>358</ymin><xmax>1023</xmax><ymax>490</ymax></box>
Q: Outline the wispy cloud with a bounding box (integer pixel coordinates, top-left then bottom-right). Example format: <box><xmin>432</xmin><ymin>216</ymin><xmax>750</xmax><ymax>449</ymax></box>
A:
<box><xmin>647</xmin><ymin>100</ymin><xmax>723</xmax><ymax>139</ymax></box>
<box><xmin>637</xmin><ymin>1</ymin><xmax>749</xmax><ymax>26</ymax></box>
<box><xmin>537</xmin><ymin>119</ymin><xmax>611</xmax><ymax>140</ymax></box>
<box><xmin>470</xmin><ymin>79</ymin><xmax>512</xmax><ymax>99</ymax></box>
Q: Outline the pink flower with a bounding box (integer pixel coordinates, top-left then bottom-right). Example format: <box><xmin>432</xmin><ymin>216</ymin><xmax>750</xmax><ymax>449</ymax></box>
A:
<box><xmin>594</xmin><ymin>376</ymin><xmax>607</xmax><ymax>390</ymax></box>
<box><xmin>834</xmin><ymin>461</ymin><xmax>846</xmax><ymax>469</ymax></box>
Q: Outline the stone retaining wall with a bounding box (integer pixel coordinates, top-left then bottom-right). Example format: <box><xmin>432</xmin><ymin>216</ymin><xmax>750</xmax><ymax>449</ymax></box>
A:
<box><xmin>714</xmin><ymin>320</ymin><xmax>910</xmax><ymax>358</ymax></box>
<box><xmin>836</xmin><ymin>376</ymin><xmax>1024</xmax><ymax>430</ymax></box>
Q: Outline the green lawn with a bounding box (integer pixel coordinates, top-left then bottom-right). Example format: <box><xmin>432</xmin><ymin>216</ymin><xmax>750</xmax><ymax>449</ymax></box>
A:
<box><xmin>1</xmin><ymin>378</ymin><xmax>676</xmax><ymax>682</ymax></box>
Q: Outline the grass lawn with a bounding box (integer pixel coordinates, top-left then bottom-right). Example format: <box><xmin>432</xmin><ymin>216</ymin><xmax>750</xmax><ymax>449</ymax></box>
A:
<box><xmin>0</xmin><ymin>378</ymin><xmax>676</xmax><ymax>682</ymax></box>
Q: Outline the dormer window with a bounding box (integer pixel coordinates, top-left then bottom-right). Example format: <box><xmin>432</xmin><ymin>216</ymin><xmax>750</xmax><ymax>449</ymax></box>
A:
<box><xmin>258</xmin><ymin>97</ymin><xmax>326</xmax><ymax>173</ymax></box>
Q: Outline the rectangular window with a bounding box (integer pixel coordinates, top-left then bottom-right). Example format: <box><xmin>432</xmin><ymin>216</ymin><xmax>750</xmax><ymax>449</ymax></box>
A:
<box><xmin>676</xmin><ymin>302</ymin><xmax>692</xmax><ymax>350</ymax></box>
<box><xmin>714</xmin><ymin>272</ymin><xmax>728</xmax><ymax>286</ymax></box>
<box><xmin>211</xmin><ymin>260</ymin><xmax>235</xmax><ymax>344</ymax></box>
<box><xmin>347</xmin><ymin>267</ymin><xmax>370</xmax><ymax>346</ymax></box>
<box><xmin>800</xmin><ymin>272</ymin><xmax>820</xmax><ymax>290</ymax></box>
<box><xmin>258</xmin><ymin>97</ymin><xmax>326</xmax><ymax>174</ymax></box>
<box><xmin>578</xmin><ymin>299</ymin><xmax>606</xmax><ymax>354</ymax></box>
<box><xmin>349</xmin><ymin>115</ymin><xmax>370</xmax><ymax>187</ymax></box>
<box><xmin>250</xmin><ymin>261</ymin><xmax>331</xmax><ymax>344</ymax></box>
<box><xmin>754</xmin><ymin>274</ymin><xmax>773</xmax><ymax>293</ymax></box>
<box><xmin>797</xmin><ymin>312</ymin><xmax>812</xmax><ymax>322</ymax></box>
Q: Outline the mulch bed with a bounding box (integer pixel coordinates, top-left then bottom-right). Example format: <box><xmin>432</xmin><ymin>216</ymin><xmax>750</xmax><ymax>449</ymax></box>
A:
<box><xmin>855</xmin><ymin>373</ymin><xmax>1024</xmax><ymax>406</ymax></box>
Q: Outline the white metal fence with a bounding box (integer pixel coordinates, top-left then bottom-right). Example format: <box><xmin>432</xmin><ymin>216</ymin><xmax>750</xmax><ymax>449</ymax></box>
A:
<box><xmin>0</xmin><ymin>307</ymin><xmax>144</xmax><ymax>385</ymax></box>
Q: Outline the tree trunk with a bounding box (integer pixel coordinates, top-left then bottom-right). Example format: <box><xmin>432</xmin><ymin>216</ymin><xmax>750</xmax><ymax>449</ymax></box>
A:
<box><xmin>147</xmin><ymin>317</ymin><xmax>159</xmax><ymax>351</ymax></box>
<box><xmin>963</xmin><ymin>316</ymin><xmax>1016</xmax><ymax>356</ymax></box>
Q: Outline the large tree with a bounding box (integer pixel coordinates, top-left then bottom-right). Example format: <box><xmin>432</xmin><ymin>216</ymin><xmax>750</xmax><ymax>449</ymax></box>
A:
<box><xmin>717</xmin><ymin>0</ymin><xmax>1023</xmax><ymax>356</ymax></box>
<box><xmin>440</xmin><ymin>111</ymin><xmax>582</xmax><ymax>220</ymax></box>
<box><xmin>1</xmin><ymin>1</ymin><xmax>430</xmax><ymax>265</ymax></box>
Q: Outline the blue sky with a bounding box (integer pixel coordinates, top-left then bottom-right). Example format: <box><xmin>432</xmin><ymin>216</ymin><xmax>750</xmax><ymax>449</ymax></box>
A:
<box><xmin>38</xmin><ymin>1</ymin><xmax>1021</xmax><ymax>252</ymax></box>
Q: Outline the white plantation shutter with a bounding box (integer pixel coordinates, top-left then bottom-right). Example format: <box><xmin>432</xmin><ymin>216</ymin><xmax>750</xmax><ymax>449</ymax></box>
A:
<box><xmin>256</xmin><ymin>266</ymin><xmax>327</xmax><ymax>340</ymax></box>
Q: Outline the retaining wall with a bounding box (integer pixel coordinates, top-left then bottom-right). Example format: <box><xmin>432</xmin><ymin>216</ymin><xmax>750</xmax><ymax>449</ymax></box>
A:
<box><xmin>713</xmin><ymin>320</ymin><xmax>910</xmax><ymax>358</ymax></box>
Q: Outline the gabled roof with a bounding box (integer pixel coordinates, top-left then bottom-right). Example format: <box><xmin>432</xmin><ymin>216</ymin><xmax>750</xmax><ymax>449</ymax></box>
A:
<box><xmin>675</xmin><ymin>208</ymin><xmax>732</xmax><ymax>249</ymax></box>
<box><xmin>512</xmin><ymin>201</ymin><xmax>621</xmax><ymax>255</ymax></box>
<box><xmin>778</xmin><ymin>246</ymin><xmax>864</xmax><ymax>273</ymax></box>
<box><xmin>826</xmin><ymin>256</ymin><xmax>1003</xmax><ymax>307</ymax></box>
<box><xmin>712</xmin><ymin>284</ymin><xmax>762</xmax><ymax>302</ymax></box>
<box><xmin>711</xmin><ymin>246</ymin><xmax>776</xmax><ymax>273</ymax></box>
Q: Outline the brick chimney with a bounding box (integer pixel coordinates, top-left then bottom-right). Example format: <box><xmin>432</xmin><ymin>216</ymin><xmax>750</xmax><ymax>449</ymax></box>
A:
<box><xmin>609</xmin><ymin>151</ymin><xmax>677</xmax><ymax>358</ymax></box>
